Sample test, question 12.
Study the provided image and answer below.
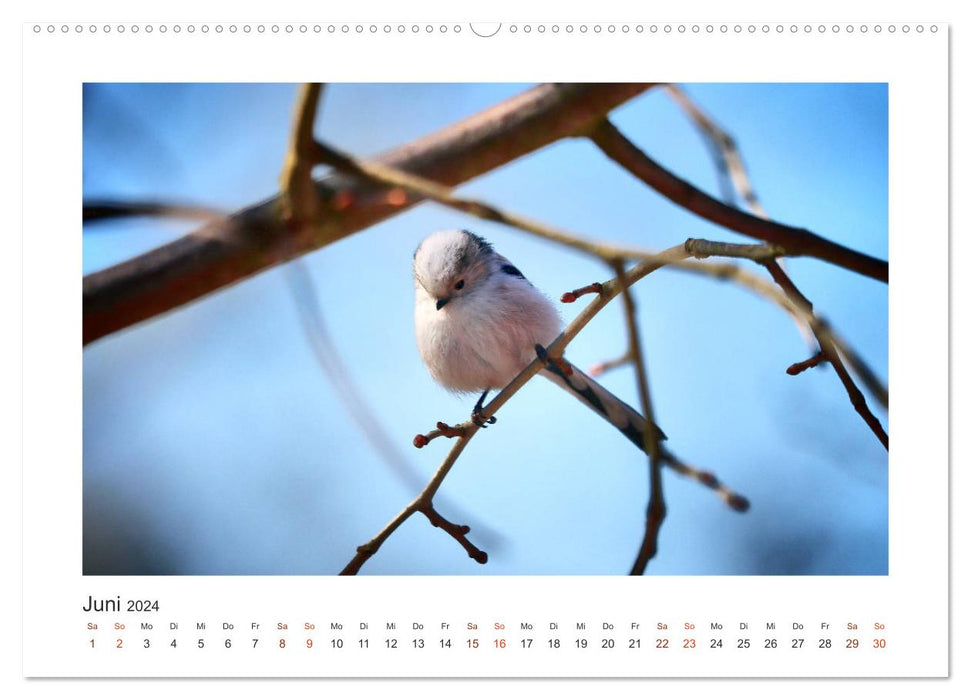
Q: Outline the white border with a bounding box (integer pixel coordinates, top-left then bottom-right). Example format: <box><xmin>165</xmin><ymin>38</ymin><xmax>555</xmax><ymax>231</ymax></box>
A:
<box><xmin>19</xmin><ymin>12</ymin><xmax>949</xmax><ymax>686</ymax></box>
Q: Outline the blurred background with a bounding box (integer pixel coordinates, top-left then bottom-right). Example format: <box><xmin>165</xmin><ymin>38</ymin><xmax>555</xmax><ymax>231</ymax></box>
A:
<box><xmin>82</xmin><ymin>83</ymin><xmax>888</xmax><ymax>575</ymax></box>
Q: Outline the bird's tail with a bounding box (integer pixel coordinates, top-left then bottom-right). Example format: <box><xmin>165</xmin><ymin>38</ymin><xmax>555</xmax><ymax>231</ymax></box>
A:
<box><xmin>539</xmin><ymin>357</ymin><xmax>667</xmax><ymax>450</ymax></box>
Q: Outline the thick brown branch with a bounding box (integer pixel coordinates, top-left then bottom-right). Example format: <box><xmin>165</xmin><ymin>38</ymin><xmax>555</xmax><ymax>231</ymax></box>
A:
<box><xmin>588</xmin><ymin>119</ymin><xmax>889</xmax><ymax>283</ymax></box>
<box><xmin>83</xmin><ymin>83</ymin><xmax>654</xmax><ymax>345</ymax></box>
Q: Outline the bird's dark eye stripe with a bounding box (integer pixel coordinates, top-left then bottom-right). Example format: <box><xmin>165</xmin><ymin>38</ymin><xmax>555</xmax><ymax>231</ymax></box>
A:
<box><xmin>501</xmin><ymin>264</ymin><xmax>525</xmax><ymax>278</ymax></box>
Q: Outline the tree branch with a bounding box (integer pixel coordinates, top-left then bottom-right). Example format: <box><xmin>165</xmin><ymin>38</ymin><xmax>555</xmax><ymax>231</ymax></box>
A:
<box><xmin>83</xmin><ymin>83</ymin><xmax>655</xmax><ymax>345</ymax></box>
<box><xmin>682</xmin><ymin>238</ymin><xmax>887</xmax><ymax>408</ymax></box>
<box><xmin>664</xmin><ymin>84</ymin><xmax>769</xmax><ymax>218</ymax></box>
<box><xmin>85</xmin><ymin>83</ymin><xmax>886</xmax><ymax>576</ymax></box>
<box><xmin>588</xmin><ymin>349</ymin><xmax>634</xmax><ymax>377</ymax></box>
<box><xmin>280</xmin><ymin>82</ymin><xmax>325</xmax><ymax>225</ymax></box>
<box><xmin>763</xmin><ymin>260</ymin><xmax>888</xmax><ymax>449</ymax></box>
<box><xmin>83</xmin><ymin>201</ymin><xmax>224</xmax><ymax>223</ymax></box>
<box><xmin>677</xmin><ymin>246</ymin><xmax>888</xmax><ymax>449</ymax></box>
<box><xmin>342</xmin><ymin>245</ymin><xmax>689</xmax><ymax>574</ymax></box>
<box><xmin>587</xmin><ymin>119</ymin><xmax>889</xmax><ymax>283</ymax></box>
<box><xmin>684</xmin><ymin>238</ymin><xmax>785</xmax><ymax>262</ymax></box>
<box><xmin>608</xmin><ymin>261</ymin><xmax>666</xmax><ymax>576</ymax></box>
<box><xmin>343</xmin><ymin>245</ymin><xmax>758</xmax><ymax>574</ymax></box>
<box><xmin>661</xmin><ymin>450</ymin><xmax>750</xmax><ymax>512</ymax></box>
<box><xmin>311</xmin><ymin>141</ymin><xmax>659</xmax><ymax>262</ymax></box>
<box><xmin>787</xmin><ymin>351</ymin><xmax>828</xmax><ymax>376</ymax></box>
<box><xmin>343</xmin><ymin>228</ymin><xmax>888</xmax><ymax>572</ymax></box>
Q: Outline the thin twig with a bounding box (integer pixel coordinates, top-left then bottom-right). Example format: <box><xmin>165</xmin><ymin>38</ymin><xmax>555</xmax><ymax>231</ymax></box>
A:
<box><xmin>85</xmin><ymin>82</ymin><xmax>887</xmax><ymax>578</ymax></box>
<box><xmin>345</xmin><ymin>237</ymin><xmax>888</xmax><ymax>572</ymax></box>
<box><xmin>675</xmin><ymin>249</ymin><xmax>888</xmax><ymax>449</ymax></box>
<box><xmin>763</xmin><ymin>258</ymin><xmax>815</xmax><ymax>312</ymax></box>
<box><xmin>313</xmin><ymin>141</ymin><xmax>659</xmax><ymax>263</ymax></box>
<box><xmin>286</xmin><ymin>261</ymin><xmax>499</xmax><ymax>535</ymax></box>
<box><xmin>665</xmin><ymin>85</ymin><xmax>769</xmax><ymax>218</ymax></box>
<box><xmin>280</xmin><ymin>82</ymin><xmax>325</xmax><ymax>224</ymax></box>
<box><xmin>283</xmin><ymin>84</ymin><xmax>502</xmax><ymax>558</ymax></box>
<box><xmin>81</xmin><ymin>189</ymin><xmax>502</xmax><ymax>548</ymax></box>
<box><xmin>277</xmin><ymin>85</ymin><xmax>431</xmax><ymax>483</ymax></box>
<box><xmin>683</xmin><ymin>239</ymin><xmax>889</xmax><ymax>424</ymax></box>
<box><xmin>829</xmin><ymin>337</ymin><xmax>889</xmax><ymax>409</ymax></box>
<box><xmin>420</xmin><ymin>506</ymin><xmax>488</xmax><ymax>564</ymax></box>
<box><xmin>341</xmin><ymin>246</ymin><xmax>691</xmax><ymax>574</ymax></box>
<box><xmin>340</xmin><ymin>423</ymin><xmax>483</xmax><ymax>575</ymax></box>
<box><xmin>763</xmin><ymin>260</ymin><xmax>888</xmax><ymax>449</ymax></box>
<box><xmin>561</xmin><ymin>282</ymin><xmax>604</xmax><ymax>303</ymax></box>
<box><xmin>660</xmin><ymin>449</ymin><xmax>750</xmax><ymax>513</ymax></box>
<box><xmin>684</xmin><ymin>238</ymin><xmax>786</xmax><ymax>262</ymax></box>
<box><xmin>346</xmin><ymin>245</ymin><xmax>753</xmax><ymax>573</ymax></box>
<box><xmin>281</xmin><ymin>85</ymin><xmax>447</xmax><ymax>497</ymax></box>
<box><xmin>608</xmin><ymin>260</ymin><xmax>666</xmax><ymax>576</ymax></box>
<box><xmin>286</xmin><ymin>260</ymin><xmax>421</xmax><ymax>485</ymax></box>
<box><xmin>588</xmin><ymin>350</ymin><xmax>633</xmax><ymax>377</ymax></box>
<box><xmin>787</xmin><ymin>352</ymin><xmax>828</xmax><ymax>376</ymax></box>
<box><xmin>587</xmin><ymin>119</ymin><xmax>889</xmax><ymax>283</ymax></box>
<box><xmin>292</xmin><ymin>85</ymin><xmax>881</xmax><ymax>571</ymax></box>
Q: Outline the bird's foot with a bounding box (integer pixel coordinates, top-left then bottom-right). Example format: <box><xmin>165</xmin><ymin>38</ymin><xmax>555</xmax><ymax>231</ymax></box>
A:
<box><xmin>471</xmin><ymin>409</ymin><xmax>497</xmax><ymax>428</ymax></box>
<box><xmin>534</xmin><ymin>344</ymin><xmax>573</xmax><ymax>377</ymax></box>
<box><xmin>471</xmin><ymin>389</ymin><xmax>496</xmax><ymax>428</ymax></box>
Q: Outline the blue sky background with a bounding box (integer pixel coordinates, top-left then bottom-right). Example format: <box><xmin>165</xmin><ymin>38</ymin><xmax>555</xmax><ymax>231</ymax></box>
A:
<box><xmin>82</xmin><ymin>83</ymin><xmax>888</xmax><ymax>575</ymax></box>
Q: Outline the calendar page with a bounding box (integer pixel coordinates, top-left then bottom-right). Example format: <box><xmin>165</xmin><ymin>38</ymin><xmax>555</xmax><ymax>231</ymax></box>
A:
<box><xmin>19</xmin><ymin>2</ymin><xmax>952</xmax><ymax>689</ymax></box>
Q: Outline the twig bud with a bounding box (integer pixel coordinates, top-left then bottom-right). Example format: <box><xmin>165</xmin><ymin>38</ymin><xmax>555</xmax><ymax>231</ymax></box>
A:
<box><xmin>727</xmin><ymin>494</ymin><xmax>751</xmax><ymax>512</ymax></box>
<box><xmin>560</xmin><ymin>282</ymin><xmax>604</xmax><ymax>304</ymax></box>
<box><xmin>386</xmin><ymin>187</ymin><xmax>408</xmax><ymax>206</ymax></box>
<box><xmin>331</xmin><ymin>189</ymin><xmax>355</xmax><ymax>211</ymax></box>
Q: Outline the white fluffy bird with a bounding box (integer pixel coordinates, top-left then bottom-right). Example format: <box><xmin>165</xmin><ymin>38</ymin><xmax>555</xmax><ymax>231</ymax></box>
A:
<box><xmin>413</xmin><ymin>229</ymin><xmax>665</xmax><ymax>446</ymax></box>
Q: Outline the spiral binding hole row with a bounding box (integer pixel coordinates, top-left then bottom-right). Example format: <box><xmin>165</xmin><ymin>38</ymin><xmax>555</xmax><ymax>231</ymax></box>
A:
<box><xmin>32</xmin><ymin>23</ymin><xmax>938</xmax><ymax>35</ymax></box>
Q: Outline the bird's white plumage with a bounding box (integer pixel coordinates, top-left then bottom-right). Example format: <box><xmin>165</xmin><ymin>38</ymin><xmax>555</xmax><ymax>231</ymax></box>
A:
<box><xmin>414</xmin><ymin>230</ymin><xmax>561</xmax><ymax>393</ymax></box>
<box><xmin>413</xmin><ymin>229</ymin><xmax>665</xmax><ymax>446</ymax></box>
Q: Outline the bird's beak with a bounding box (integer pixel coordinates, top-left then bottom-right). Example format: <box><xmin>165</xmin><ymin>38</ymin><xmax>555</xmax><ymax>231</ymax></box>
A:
<box><xmin>436</xmin><ymin>297</ymin><xmax>450</xmax><ymax>310</ymax></box>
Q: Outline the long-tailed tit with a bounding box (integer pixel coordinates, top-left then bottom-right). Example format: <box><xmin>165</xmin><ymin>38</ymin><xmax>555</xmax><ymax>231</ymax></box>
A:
<box><xmin>413</xmin><ymin>229</ymin><xmax>665</xmax><ymax>448</ymax></box>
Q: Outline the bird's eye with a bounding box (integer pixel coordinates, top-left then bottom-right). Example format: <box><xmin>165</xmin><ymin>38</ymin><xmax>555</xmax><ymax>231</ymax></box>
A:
<box><xmin>454</xmin><ymin>279</ymin><xmax>465</xmax><ymax>290</ymax></box>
